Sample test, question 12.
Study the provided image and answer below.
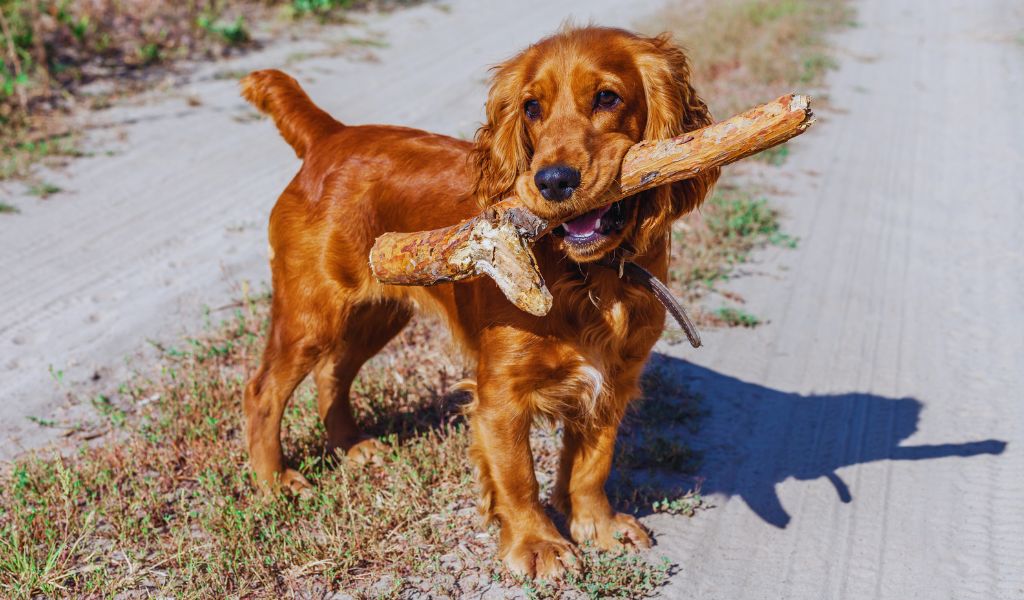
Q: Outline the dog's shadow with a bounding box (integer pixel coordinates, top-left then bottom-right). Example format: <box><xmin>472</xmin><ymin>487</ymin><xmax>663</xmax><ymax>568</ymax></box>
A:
<box><xmin>625</xmin><ymin>352</ymin><xmax>1008</xmax><ymax>528</ymax></box>
<box><xmin>298</xmin><ymin>348</ymin><xmax>1006</xmax><ymax>531</ymax></box>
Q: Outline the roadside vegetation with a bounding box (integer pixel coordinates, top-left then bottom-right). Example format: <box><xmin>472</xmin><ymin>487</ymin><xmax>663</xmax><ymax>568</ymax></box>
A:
<box><xmin>0</xmin><ymin>299</ymin><xmax>697</xmax><ymax>597</ymax></box>
<box><xmin>0</xmin><ymin>0</ymin><xmax>418</xmax><ymax>184</ymax></box>
<box><xmin>645</xmin><ymin>0</ymin><xmax>851</xmax><ymax>330</ymax></box>
<box><xmin>0</xmin><ymin>0</ymin><xmax>848</xmax><ymax>597</ymax></box>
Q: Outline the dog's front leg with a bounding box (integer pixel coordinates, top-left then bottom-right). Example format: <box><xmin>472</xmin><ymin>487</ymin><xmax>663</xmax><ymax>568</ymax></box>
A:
<box><xmin>553</xmin><ymin>418</ymin><xmax>651</xmax><ymax>551</ymax></box>
<box><xmin>468</xmin><ymin>381</ymin><xmax>578</xmax><ymax>580</ymax></box>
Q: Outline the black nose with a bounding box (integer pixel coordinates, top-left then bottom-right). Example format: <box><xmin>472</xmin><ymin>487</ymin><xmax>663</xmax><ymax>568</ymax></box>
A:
<box><xmin>534</xmin><ymin>165</ymin><xmax>581</xmax><ymax>201</ymax></box>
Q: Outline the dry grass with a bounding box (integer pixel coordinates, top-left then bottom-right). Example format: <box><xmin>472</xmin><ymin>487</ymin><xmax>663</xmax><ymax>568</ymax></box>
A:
<box><xmin>641</xmin><ymin>0</ymin><xmax>853</xmax><ymax>116</ymax></box>
<box><xmin>0</xmin><ymin>0</ymin><xmax>418</xmax><ymax>180</ymax></box>
<box><xmin>0</xmin><ymin>296</ymin><xmax>698</xmax><ymax>598</ymax></box>
<box><xmin>663</xmin><ymin>184</ymin><xmax>797</xmax><ymax>332</ymax></box>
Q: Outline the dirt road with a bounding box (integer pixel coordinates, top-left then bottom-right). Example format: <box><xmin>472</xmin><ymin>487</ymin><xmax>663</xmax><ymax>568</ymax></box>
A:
<box><xmin>1</xmin><ymin>0</ymin><xmax>1021</xmax><ymax>598</ymax></box>
<box><xmin>653</xmin><ymin>0</ymin><xmax>1023</xmax><ymax>598</ymax></box>
<box><xmin>0</xmin><ymin>0</ymin><xmax>665</xmax><ymax>457</ymax></box>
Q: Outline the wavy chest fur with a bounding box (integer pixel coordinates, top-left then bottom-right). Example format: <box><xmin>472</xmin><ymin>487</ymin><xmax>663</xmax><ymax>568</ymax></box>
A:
<box><xmin>528</xmin><ymin>262</ymin><xmax>667</xmax><ymax>424</ymax></box>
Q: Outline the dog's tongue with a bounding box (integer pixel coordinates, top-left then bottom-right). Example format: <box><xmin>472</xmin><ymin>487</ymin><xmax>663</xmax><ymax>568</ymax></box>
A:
<box><xmin>562</xmin><ymin>204</ymin><xmax>611</xmax><ymax>237</ymax></box>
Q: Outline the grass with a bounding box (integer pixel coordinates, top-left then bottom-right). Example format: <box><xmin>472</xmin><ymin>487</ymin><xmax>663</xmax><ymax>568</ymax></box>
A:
<box><xmin>641</xmin><ymin>0</ymin><xmax>853</xmax><ymax>116</ymax></box>
<box><xmin>755</xmin><ymin>144</ymin><xmax>790</xmax><ymax>166</ymax></box>
<box><xmin>0</xmin><ymin>200</ymin><xmax>17</xmax><ymax>213</ymax></box>
<box><xmin>713</xmin><ymin>307</ymin><xmax>763</xmax><ymax>328</ymax></box>
<box><xmin>1</xmin><ymin>132</ymin><xmax>81</xmax><ymax>181</ymax></box>
<box><xmin>0</xmin><ymin>0</ymin><xmax>418</xmax><ymax>180</ymax></box>
<box><xmin>25</xmin><ymin>180</ymin><xmax>58</xmax><ymax>197</ymax></box>
<box><xmin>640</xmin><ymin>0</ymin><xmax>847</xmax><ymax>329</ymax></box>
<box><xmin>667</xmin><ymin>187</ymin><xmax>797</xmax><ymax>317</ymax></box>
<box><xmin>0</xmin><ymin>296</ymin><xmax>701</xmax><ymax>598</ymax></box>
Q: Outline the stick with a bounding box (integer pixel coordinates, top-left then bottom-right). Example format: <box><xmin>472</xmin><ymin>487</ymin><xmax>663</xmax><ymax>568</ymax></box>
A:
<box><xmin>369</xmin><ymin>94</ymin><xmax>814</xmax><ymax>315</ymax></box>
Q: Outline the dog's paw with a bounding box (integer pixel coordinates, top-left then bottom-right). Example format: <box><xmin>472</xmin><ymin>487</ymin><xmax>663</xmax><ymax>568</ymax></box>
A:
<box><xmin>280</xmin><ymin>468</ymin><xmax>313</xmax><ymax>496</ymax></box>
<box><xmin>341</xmin><ymin>437</ymin><xmax>389</xmax><ymax>466</ymax></box>
<box><xmin>570</xmin><ymin>511</ymin><xmax>651</xmax><ymax>552</ymax></box>
<box><xmin>502</xmin><ymin>534</ymin><xmax>580</xmax><ymax>580</ymax></box>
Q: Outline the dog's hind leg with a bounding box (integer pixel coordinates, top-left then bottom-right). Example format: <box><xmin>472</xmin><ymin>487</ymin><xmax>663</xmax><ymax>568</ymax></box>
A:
<box><xmin>313</xmin><ymin>300</ymin><xmax>413</xmax><ymax>464</ymax></box>
<box><xmin>244</xmin><ymin>312</ymin><xmax>320</xmax><ymax>493</ymax></box>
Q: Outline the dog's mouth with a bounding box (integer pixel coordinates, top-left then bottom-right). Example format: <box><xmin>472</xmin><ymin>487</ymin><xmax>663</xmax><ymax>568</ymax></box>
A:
<box><xmin>552</xmin><ymin>198</ymin><xmax>631</xmax><ymax>258</ymax></box>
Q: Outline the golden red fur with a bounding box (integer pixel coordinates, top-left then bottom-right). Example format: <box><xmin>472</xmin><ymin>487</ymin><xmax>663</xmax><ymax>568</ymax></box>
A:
<box><xmin>239</xmin><ymin>26</ymin><xmax>718</xmax><ymax>579</ymax></box>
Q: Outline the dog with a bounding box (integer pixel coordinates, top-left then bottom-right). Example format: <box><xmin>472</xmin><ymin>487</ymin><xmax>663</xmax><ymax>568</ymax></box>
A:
<box><xmin>240</xmin><ymin>25</ymin><xmax>718</xmax><ymax>579</ymax></box>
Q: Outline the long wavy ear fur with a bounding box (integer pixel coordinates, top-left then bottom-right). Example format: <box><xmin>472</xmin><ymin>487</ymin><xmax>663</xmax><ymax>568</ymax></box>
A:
<box><xmin>631</xmin><ymin>33</ymin><xmax>719</xmax><ymax>255</ymax></box>
<box><xmin>472</xmin><ymin>60</ymin><xmax>532</xmax><ymax>207</ymax></box>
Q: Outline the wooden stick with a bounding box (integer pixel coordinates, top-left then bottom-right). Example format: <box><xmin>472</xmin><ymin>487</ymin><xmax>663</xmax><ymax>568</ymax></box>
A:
<box><xmin>369</xmin><ymin>94</ymin><xmax>814</xmax><ymax>315</ymax></box>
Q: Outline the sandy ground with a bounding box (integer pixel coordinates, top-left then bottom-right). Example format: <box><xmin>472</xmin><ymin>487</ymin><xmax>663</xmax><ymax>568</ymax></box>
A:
<box><xmin>1</xmin><ymin>0</ymin><xmax>1022</xmax><ymax>598</ymax></box>
<box><xmin>652</xmin><ymin>0</ymin><xmax>1024</xmax><ymax>598</ymax></box>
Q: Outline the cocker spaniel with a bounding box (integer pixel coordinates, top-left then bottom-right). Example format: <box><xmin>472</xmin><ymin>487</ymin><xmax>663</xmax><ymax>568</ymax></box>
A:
<box><xmin>240</xmin><ymin>25</ymin><xmax>718</xmax><ymax>579</ymax></box>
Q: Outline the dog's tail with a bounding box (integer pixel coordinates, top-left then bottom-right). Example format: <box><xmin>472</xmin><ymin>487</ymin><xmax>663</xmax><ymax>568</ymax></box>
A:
<box><xmin>240</xmin><ymin>69</ymin><xmax>343</xmax><ymax>159</ymax></box>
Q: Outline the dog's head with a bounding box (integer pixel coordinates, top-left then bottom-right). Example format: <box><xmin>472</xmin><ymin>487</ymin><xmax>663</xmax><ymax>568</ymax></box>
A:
<box><xmin>473</xmin><ymin>26</ymin><xmax>718</xmax><ymax>263</ymax></box>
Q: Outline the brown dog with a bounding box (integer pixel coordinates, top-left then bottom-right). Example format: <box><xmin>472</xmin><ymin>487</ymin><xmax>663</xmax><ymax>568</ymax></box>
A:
<box><xmin>240</xmin><ymin>26</ymin><xmax>718</xmax><ymax>579</ymax></box>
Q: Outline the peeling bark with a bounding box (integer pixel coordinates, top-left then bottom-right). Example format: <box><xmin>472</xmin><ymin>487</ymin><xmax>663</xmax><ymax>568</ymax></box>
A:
<box><xmin>368</xmin><ymin>94</ymin><xmax>814</xmax><ymax>315</ymax></box>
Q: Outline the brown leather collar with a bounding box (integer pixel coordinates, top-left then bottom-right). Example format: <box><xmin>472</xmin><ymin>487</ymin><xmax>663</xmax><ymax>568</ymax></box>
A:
<box><xmin>595</xmin><ymin>249</ymin><xmax>702</xmax><ymax>349</ymax></box>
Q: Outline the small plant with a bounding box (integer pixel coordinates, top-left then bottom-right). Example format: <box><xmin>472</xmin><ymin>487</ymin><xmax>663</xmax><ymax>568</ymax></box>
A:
<box><xmin>26</xmin><ymin>416</ymin><xmax>57</xmax><ymax>427</ymax></box>
<box><xmin>27</xmin><ymin>182</ymin><xmax>61</xmax><ymax>198</ymax></box>
<box><xmin>2</xmin><ymin>134</ymin><xmax>82</xmax><ymax>181</ymax></box>
<box><xmin>0</xmin><ymin>201</ymin><xmax>18</xmax><ymax>213</ymax></box>
<box><xmin>290</xmin><ymin>0</ymin><xmax>354</xmax><ymax>18</ymax></box>
<box><xmin>90</xmin><ymin>394</ymin><xmax>127</xmax><ymax>428</ymax></box>
<box><xmin>197</xmin><ymin>14</ymin><xmax>250</xmax><ymax>45</ymax></box>
<box><xmin>799</xmin><ymin>52</ymin><xmax>839</xmax><ymax>83</ymax></box>
<box><xmin>755</xmin><ymin>144</ymin><xmax>789</xmax><ymax>166</ymax></box>
<box><xmin>652</xmin><ymin>491</ymin><xmax>707</xmax><ymax>517</ymax></box>
<box><xmin>715</xmin><ymin>306</ymin><xmax>762</xmax><ymax>328</ymax></box>
<box><xmin>669</xmin><ymin>188</ymin><xmax>797</xmax><ymax>309</ymax></box>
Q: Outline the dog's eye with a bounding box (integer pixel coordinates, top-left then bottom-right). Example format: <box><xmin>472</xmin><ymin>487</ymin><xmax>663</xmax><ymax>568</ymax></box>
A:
<box><xmin>524</xmin><ymin>99</ymin><xmax>541</xmax><ymax>120</ymax></box>
<box><xmin>594</xmin><ymin>90</ymin><xmax>621</xmax><ymax>110</ymax></box>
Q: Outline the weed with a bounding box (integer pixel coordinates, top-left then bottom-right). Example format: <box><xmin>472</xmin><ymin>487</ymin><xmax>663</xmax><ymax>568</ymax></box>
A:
<box><xmin>1</xmin><ymin>133</ymin><xmax>81</xmax><ymax>181</ymax></box>
<box><xmin>0</xmin><ymin>201</ymin><xmax>18</xmax><ymax>213</ymax></box>
<box><xmin>26</xmin><ymin>181</ymin><xmax>60</xmax><ymax>198</ymax></box>
<box><xmin>714</xmin><ymin>307</ymin><xmax>763</xmax><ymax>328</ymax></box>
<box><xmin>89</xmin><ymin>395</ymin><xmax>126</xmax><ymax>428</ymax></box>
<box><xmin>669</xmin><ymin>188</ymin><xmax>796</xmax><ymax>315</ymax></box>
<box><xmin>46</xmin><ymin>365</ymin><xmax>64</xmax><ymax>386</ymax></box>
<box><xmin>289</xmin><ymin>0</ymin><xmax>355</xmax><ymax>18</ymax></box>
<box><xmin>799</xmin><ymin>52</ymin><xmax>839</xmax><ymax>83</ymax></box>
<box><xmin>756</xmin><ymin>143</ymin><xmax>790</xmax><ymax>165</ymax></box>
<box><xmin>652</xmin><ymin>490</ymin><xmax>707</xmax><ymax>517</ymax></box>
<box><xmin>198</xmin><ymin>14</ymin><xmax>250</xmax><ymax>45</ymax></box>
<box><xmin>25</xmin><ymin>416</ymin><xmax>56</xmax><ymax>428</ymax></box>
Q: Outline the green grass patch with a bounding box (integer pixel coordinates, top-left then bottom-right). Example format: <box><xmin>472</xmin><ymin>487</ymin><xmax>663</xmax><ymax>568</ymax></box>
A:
<box><xmin>714</xmin><ymin>307</ymin><xmax>763</xmax><ymax>328</ymax></box>
<box><xmin>26</xmin><ymin>182</ymin><xmax>60</xmax><ymax>198</ymax></box>
<box><xmin>1</xmin><ymin>134</ymin><xmax>82</xmax><ymax>181</ymax></box>
<box><xmin>755</xmin><ymin>144</ymin><xmax>790</xmax><ymax>166</ymax></box>
<box><xmin>0</xmin><ymin>201</ymin><xmax>18</xmax><ymax>214</ymax></box>
<box><xmin>670</xmin><ymin>188</ymin><xmax>797</xmax><ymax>297</ymax></box>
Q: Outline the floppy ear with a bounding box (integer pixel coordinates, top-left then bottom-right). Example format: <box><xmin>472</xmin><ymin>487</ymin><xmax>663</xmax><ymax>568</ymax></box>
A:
<box><xmin>631</xmin><ymin>33</ymin><xmax>719</xmax><ymax>255</ymax></box>
<box><xmin>472</xmin><ymin>60</ymin><xmax>533</xmax><ymax>207</ymax></box>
